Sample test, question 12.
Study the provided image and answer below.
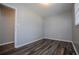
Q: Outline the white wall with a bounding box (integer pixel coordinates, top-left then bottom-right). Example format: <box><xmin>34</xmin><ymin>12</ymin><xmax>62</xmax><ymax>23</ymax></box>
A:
<box><xmin>44</xmin><ymin>12</ymin><xmax>73</xmax><ymax>42</ymax></box>
<box><xmin>72</xmin><ymin>3</ymin><xmax>79</xmax><ymax>54</ymax></box>
<box><xmin>3</xmin><ymin>4</ymin><xmax>73</xmax><ymax>48</ymax></box>
<box><xmin>16</xmin><ymin>7</ymin><xmax>43</xmax><ymax>48</ymax></box>
<box><xmin>3</xmin><ymin>4</ymin><xmax>43</xmax><ymax>48</ymax></box>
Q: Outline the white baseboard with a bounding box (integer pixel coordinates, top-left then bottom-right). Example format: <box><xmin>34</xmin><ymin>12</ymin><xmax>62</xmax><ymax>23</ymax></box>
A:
<box><xmin>0</xmin><ymin>41</ymin><xmax>14</xmax><ymax>46</ymax></box>
<box><xmin>43</xmin><ymin>38</ymin><xmax>72</xmax><ymax>42</ymax></box>
<box><xmin>3</xmin><ymin>38</ymin><xmax>77</xmax><ymax>54</ymax></box>
<box><xmin>15</xmin><ymin>38</ymin><xmax>42</xmax><ymax>48</ymax></box>
<box><xmin>43</xmin><ymin>38</ymin><xmax>78</xmax><ymax>55</ymax></box>
<box><xmin>71</xmin><ymin>41</ymin><xmax>78</xmax><ymax>55</ymax></box>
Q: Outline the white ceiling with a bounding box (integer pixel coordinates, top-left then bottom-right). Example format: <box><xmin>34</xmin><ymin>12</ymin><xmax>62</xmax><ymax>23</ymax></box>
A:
<box><xmin>23</xmin><ymin>3</ymin><xmax>73</xmax><ymax>17</ymax></box>
<box><xmin>4</xmin><ymin>3</ymin><xmax>73</xmax><ymax>17</ymax></box>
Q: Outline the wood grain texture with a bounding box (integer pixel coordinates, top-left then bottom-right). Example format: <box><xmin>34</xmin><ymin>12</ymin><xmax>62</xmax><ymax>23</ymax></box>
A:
<box><xmin>0</xmin><ymin>39</ymin><xmax>76</xmax><ymax>55</ymax></box>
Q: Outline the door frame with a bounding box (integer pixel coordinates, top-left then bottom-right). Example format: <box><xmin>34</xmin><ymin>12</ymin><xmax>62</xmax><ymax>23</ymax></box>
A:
<box><xmin>2</xmin><ymin>4</ymin><xmax>17</xmax><ymax>48</ymax></box>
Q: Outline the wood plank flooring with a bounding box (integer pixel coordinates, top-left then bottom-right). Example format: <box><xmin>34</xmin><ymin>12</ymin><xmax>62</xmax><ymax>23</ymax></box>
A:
<box><xmin>0</xmin><ymin>39</ymin><xmax>76</xmax><ymax>55</ymax></box>
<box><xmin>0</xmin><ymin>43</ymin><xmax>14</xmax><ymax>54</ymax></box>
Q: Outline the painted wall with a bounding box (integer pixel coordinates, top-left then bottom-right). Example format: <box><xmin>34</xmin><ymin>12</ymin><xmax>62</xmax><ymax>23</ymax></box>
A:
<box><xmin>16</xmin><ymin>7</ymin><xmax>43</xmax><ymax>48</ymax></box>
<box><xmin>72</xmin><ymin>3</ymin><xmax>79</xmax><ymax>54</ymax></box>
<box><xmin>0</xmin><ymin>5</ymin><xmax>15</xmax><ymax>45</ymax></box>
<box><xmin>3</xmin><ymin>4</ymin><xmax>43</xmax><ymax>48</ymax></box>
<box><xmin>44</xmin><ymin>12</ymin><xmax>73</xmax><ymax>42</ymax></box>
<box><xmin>3</xmin><ymin>4</ymin><xmax>73</xmax><ymax>48</ymax></box>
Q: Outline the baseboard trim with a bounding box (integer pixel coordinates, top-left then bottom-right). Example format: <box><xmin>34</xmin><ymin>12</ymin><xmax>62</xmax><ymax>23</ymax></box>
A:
<box><xmin>43</xmin><ymin>38</ymin><xmax>72</xmax><ymax>43</ymax></box>
<box><xmin>0</xmin><ymin>41</ymin><xmax>14</xmax><ymax>46</ymax></box>
<box><xmin>43</xmin><ymin>38</ymin><xmax>78</xmax><ymax>54</ymax></box>
<box><xmin>15</xmin><ymin>38</ymin><xmax>42</xmax><ymax>48</ymax></box>
<box><xmin>14</xmin><ymin>37</ymin><xmax>79</xmax><ymax>54</ymax></box>
<box><xmin>71</xmin><ymin>41</ymin><xmax>78</xmax><ymax>55</ymax></box>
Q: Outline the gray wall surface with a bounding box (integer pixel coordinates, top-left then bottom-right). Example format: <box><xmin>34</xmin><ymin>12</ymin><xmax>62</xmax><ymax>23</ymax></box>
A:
<box><xmin>16</xmin><ymin>7</ymin><xmax>43</xmax><ymax>48</ymax></box>
<box><xmin>3</xmin><ymin>4</ymin><xmax>43</xmax><ymax>48</ymax></box>
<box><xmin>3</xmin><ymin>3</ymin><xmax>73</xmax><ymax>48</ymax></box>
<box><xmin>44</xmin><ymin>12</ymin><xmax>73</xmax><ymax>42</ymax></box>
<box><xmin>73</xmin><ymin>3</ymin><xmax>79</xmax><ymax>54</ymax></box>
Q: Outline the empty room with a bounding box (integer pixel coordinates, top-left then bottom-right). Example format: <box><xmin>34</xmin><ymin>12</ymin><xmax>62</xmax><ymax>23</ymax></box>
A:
<box><xmin>0</xmin><ymin>3</ymin><xmax>79</xmax><ymax>55</ymax></box>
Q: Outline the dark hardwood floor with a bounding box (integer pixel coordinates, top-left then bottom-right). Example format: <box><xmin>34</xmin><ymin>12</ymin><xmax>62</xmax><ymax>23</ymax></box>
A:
<box><xmin>0</xmin><ymin>43</ymin><xmax>14</xmax><ymax>54</ymax></box>
<box><xmin>0</xmin><ymin>39</ymin><xmax>76</xmax><ymax>55</ymax></box>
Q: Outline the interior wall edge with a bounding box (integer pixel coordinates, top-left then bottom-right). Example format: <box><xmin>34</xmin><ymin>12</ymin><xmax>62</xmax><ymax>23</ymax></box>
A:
<box><xmin>43</xmin><ymin>38</ymin><xmax>78</xmax><ymax>54</ymax></box>
<box><xmin>0</xmin><ymin>4</ymin><xmax>16</xmax><ymax>47</ymax></box>
<box><xmin>15</xmin><ymin>38</ymin><xmax>42</xmax><ymax>48</ymax></box>
<box><xmin>2</xmin><ymin>3</ymin><xmax>17</xmax><ymax>9</ymax></box>
<box><xmin>43</xmin><ymin>38</ymin><xmax>72</xmax><ymax>43</ymax></box>
<box><xmin>72</xmin><ymin>41</ymin><xmax>79</xmax><ymax>55</ymax></box>
<box><xmin>2</xmin><ymin>4</ymin><xmax>17</xmax><ymax>48</ymax></box>
<box><xmin>0</xmin><ymin>41</ymin><xmax>14</xmax><ymax>46</ymax></box>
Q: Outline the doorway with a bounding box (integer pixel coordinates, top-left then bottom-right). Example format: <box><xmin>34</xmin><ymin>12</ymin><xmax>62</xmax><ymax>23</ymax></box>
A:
<box><xmin>0</xmin><ymin>4</ymin><xmax>15</xmax><ymax>54</ymax></box>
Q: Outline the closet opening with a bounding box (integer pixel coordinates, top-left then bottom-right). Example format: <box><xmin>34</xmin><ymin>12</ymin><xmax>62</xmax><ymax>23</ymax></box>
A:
<box><xmin>0</xmin><ymin>4</ymin><xmax>15</xmax><ymax>54</ymax></box>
